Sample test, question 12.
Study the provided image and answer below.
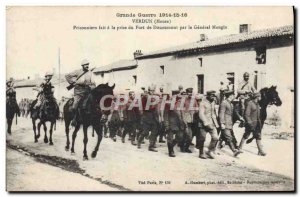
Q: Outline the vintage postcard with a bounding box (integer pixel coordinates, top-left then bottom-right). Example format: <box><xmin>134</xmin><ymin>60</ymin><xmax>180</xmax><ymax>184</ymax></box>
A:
<box><xmin>6</xmin><ymin>6</ymin><xmax>295</xmax><ymax>192</ymax></box>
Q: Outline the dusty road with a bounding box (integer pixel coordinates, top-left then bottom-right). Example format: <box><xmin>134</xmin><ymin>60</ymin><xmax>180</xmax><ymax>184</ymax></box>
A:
<box><xmin>6</xmin><ymin>116</ymin><xmax>295</xmax><ymax>191</ymax></box>
<box><xmin>6</xmin><ymin>148</ymin><xmax>119</xmax><ymax>191</ymax></box>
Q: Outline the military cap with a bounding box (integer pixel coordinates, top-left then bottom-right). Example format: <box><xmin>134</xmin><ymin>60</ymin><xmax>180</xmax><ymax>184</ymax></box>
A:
<box><xmin>141</xmin><ymin>87</ymin><xmax>145</xmax><ymax>90</ymax></box>
<box><xmin>243</xmin><ymin>72</ymin><xmax>250</xmax><ymax>77</ymax></box>
<box><xmin>206</xmin><ymin>90</ymin><xmax>216</xmax><ymax>96</ymax></box>
<box><xmin>45</xmin><ymin>72</ymin><xmax>53</xmax><ymax>77</ymax></box>
<box><xmin>224</xmin><ymin>90</ymin><xmax>234</xmax><ymax>97</ymax></box>
<box><xmin>81</xmin><ymin>59</ymin><xmax>89</xmax><ymax>66</ymax></box>
<box><xmin>252</xmin><ymin>92</ymin><xmax>261</xmax><ymax>99</ymax></box>
<box><xmin>129</xmin><ymin>91</ymin><xmax>135</xmax><ymax>95</ymax></box>
<box><xmin>178</xmin><ymin>85</ymin><xmax>183</xmax><ymax>89</ymax></box>
<box><xmin>185</xmin><ymin>88</ymin><xmax>193</xmax><ymax>93</ymax></box>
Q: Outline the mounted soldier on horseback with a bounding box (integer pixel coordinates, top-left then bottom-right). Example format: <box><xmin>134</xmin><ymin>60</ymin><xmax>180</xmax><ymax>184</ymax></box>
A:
<box><xmin>65</xmin><ymin>59</ymin><xmax>96</xmax><ymax>126</ymax></box>
<box><xmin>6</xmin><ymin>78</ymin><xmax>20</xmax><ymax>134</ymax></box>
<box><xmin>64</xmin><ymin>59</ymin><xmax>114</xmax><ymax>160</ymax></box>
<box><xmin>30</xmin><ymin>72</ymin><xmax>59</xmax><ymax>144</ymax></box>
<box><xmin>33</xmin><ymin>72</ymin><xmax>59</xmax><ymax>119</ymax></box>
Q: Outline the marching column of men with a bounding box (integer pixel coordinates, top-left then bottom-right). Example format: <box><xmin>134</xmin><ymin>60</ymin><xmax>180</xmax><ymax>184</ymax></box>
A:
<box><xmin>8</xmin><ymin>56</ymin><xmax>267</xmax><ymax>159</ymax></box>
<box><xmin>105</xmin><ymin>78</ymin><xmax>266</xmax><ymax>159</ymax></box>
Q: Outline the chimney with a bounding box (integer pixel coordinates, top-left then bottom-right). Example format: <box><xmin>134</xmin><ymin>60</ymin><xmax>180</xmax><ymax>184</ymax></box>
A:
<box><xmin>239</xmin><ymin>24</ymin><xmax>251</xmax><ymax>33</ymax></box>
<box><xmin>134</xmin><ymin>50</ymin><xmax>143</xmax><ymax>59</ymax></box>
<box><xmin>199</xmin><ymin>34</ymin><xmax>207</xmax><ymax>42</ymax></box>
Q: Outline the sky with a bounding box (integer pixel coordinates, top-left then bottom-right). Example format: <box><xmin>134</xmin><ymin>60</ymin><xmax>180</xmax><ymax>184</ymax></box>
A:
<box><xmin>6</xmin><ymin>6</ymin><xmax>294</xmax><ymax>80</ymax></box>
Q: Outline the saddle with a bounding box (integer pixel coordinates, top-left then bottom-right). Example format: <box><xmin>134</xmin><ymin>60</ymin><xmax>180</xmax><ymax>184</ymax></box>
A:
<box><xmin>40</xmin><ymin>98</ymin><xmax>59</xmax><ymax>118</ymax></box>
<box><xmin>79</xmin><ymin>94</ymin><xmax>94</xmax><ymax>114</ymax></box>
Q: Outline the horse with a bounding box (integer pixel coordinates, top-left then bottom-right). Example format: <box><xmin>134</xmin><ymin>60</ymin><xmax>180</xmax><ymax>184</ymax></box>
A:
<box><xmin>6</xmin><ymin>96</ymin><xmax>20</xmax><ymax>134</ymax></box>
<box><xmin>30</xmin><ymin>98</ymin><xmax>59</xmax><ymax>144</ymax></box>
<box><xmin>63</xmin><ymin>83</ymin><xmax>115</xmax><ymax>160</ymax></box>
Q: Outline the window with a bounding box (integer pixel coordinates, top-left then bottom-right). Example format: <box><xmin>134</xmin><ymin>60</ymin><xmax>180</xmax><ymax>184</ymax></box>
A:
<box><xmin>240</xmin><ymin>24</ymin><xmax>250</xmax><ymax>33</ymax></box>
<box><xmin>198</xmin><ymin>58</ymin><xmax>203</xmax><ymax>67</ymax></box>
<box><xmin>256</xmin><ymin>47</ymin><xmax>266</xmax><ymax>64</ymax></box>
<box><xmin>160</xmin><ymin>65</ymin><xmax>165</xmax><ymax>75</ymax></box>
<box><xmin>132</xmin><ymin>75</ymin><xmax>137</xmax><ymax>84</ymax></box>
<box><xmin>197</xmin><ymin>74</ymin><xmax>204</xmax><ymax>94</ymax></box>
<box><xmin>226</xmin><ymin>72</ymin><xmax>235</xmax><ymax>91</ymax></box>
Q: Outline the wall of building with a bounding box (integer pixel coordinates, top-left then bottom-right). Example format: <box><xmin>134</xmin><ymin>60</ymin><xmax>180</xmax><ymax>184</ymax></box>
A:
<box><xmin>264</xmin><ymin>45</ymin><xmax>294</xmax><ymax>129</ymax></box>
<box><xmin>94</xmin><ymin>69</ymin><xmax>138</xmax><ymax>95</ymax></box>
<box><xmin>136</xmin><ymin>48</ymin><xmax>266</xmax><ymax>94</ymax></box>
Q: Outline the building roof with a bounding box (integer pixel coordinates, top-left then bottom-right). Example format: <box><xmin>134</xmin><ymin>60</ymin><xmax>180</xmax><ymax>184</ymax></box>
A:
<box><xmin>14</xmin><ymin>75</ymin><xmax>66</xmax><ymax>88</ymax></box>
<box><xmin>137</xmin><ymin>25</ymin><xmax>294</xmax><ymax>59</ymax></box>
<box><xmin>94</xmin><ymin>59</ymin><xmax>138</xmax><ymax>74</ymax></box>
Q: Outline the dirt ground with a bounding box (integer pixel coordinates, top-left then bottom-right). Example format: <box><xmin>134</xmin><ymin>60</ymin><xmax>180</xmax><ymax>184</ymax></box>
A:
<box><xmin>6</xmin><ymin>116</ymin><xmax>295</xmax><ymax>191</ymax></box>
<box><xmin>6</xmin><ymin>148</ymin><xmax>118</xmax><ymax>191</ymax></box>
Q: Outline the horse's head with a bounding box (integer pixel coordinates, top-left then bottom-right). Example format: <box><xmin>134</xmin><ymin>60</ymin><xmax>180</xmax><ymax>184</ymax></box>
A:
<box><xmin>260</xmin><ymin>86</ymin><xmax>282</xmax><ymax>106</ymax></box>
<box><xmin>91</xmin><ymin>83</ymin><xmax>115</xmax><ymax>115</ymax></box>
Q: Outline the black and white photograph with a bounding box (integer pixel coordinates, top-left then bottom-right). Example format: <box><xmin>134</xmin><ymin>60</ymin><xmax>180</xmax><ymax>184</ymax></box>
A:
<box><xmin>5</xmin><ymin>6</ymin><xmax>295</xmax><ymax>191</ymax></box>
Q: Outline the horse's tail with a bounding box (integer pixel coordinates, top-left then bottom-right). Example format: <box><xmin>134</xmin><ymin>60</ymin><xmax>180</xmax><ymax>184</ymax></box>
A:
<box><xmin>15</xmin><ymin>112</ymin><xmax>17</xmax><ymax>125</ymax></box>
<box><xmin>54</xmin><ymin>120</ymin><xmax>56</xmax><ymax>131</ymax></box>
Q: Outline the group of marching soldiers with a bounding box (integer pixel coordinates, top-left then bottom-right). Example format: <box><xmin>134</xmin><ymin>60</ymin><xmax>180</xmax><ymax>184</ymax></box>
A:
<box><xmin>19</xmin><ymin>98</ymin><xmax>33</xmax><ymax>117</ymax></box>
<box><xmin>103</xmin><ymin>77</ymin><xmax>265</xmax><ymax>159</ymax></box>
<box><xmin>7</xmin><ymin>58</ymin><xmax>266</xmax><ymax>159</ymax></box>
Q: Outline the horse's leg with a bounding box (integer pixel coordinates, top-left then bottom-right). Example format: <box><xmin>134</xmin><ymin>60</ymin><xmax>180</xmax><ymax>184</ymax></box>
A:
<box><xmin>7</xmin><ymin>118</ymin><xmax>12</xmax><ymax>135</ymax></box>
<box><xmin>91</xmin><ymin>122</ymin><xmax>103</xmax><ymax>158</ymax></box>
<box><xmin>49</xmin><ymin>121</ymin><xmax>54</xmax><ymax>145</ymax></box>
<box><xmin>65</xmin><ymin>118</ymin><xmax>71</xmax><ymax>151</ymax></box>
<box><xmin>70</xmin><ymin>124</ymin><xmax>80</xmax><ymax>154</ymax></box>
<box><xmin>31</xmin><ymin>118</ymin><xmax>37</xmax><ymax>142</ymax></box>
<box><xmin>43</xmin><ymin>122</ymin><xmax>48</xmax><ymax>143</ymax></box>
<box><xmin>83</xmin><ymin>125</ymin><xmax>89</xmax><ymax>160</ymax></box>
<box><xmin>37</xmin><ymin>121</ymin><xmax>42</xmax><ymax>139</ymax></box>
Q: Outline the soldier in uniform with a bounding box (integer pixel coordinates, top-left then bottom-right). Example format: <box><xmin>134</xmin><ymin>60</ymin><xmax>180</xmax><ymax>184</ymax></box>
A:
<box><xmin>218</xmin><ymin>90</ymin><xmax>247</xmax><ymax>150</ymax></box>
<box><xmin>107</xmin><ymin>97</ymin><xmax>122</xmax><ymax>142</ymax></box>
<box><xmin>19</xmin><ymin>99</ymin><xmax>24</xmax><ymax>117</ymax></box>
<box><xmin>65</xmin><ymin>59</ymin><xmax>95</xmax><ymax>126</ymax></box>
<box><xmin>59</xmin><ymin>96</ymin><xmax>67</xmax><ymax>120</ymax></box>
<box><xmin>34</xmin><ymin>72</ymin><xmax>59</xmax><ymax>118</ymax></box>
<box><xmin>6</xmin><ymin>78</ymin><xmax>20</xmax><ymax>116</ymax></box>
<box><xmin>197</xmin><ymin>90</ymin><xmax>219</xmax><ymax>159</ymax></box>
<box><xmin>164</xmin><ymin>91</ymin><xmax>185</xmax><ymax>157</ymax></box>
<box><xmin>238</xmin><ymin>72</ymin><xmax>257</xmax><ymax>94</ymax></box>
<box><xmin>137</xmin><ymin>85</ymin><xmax>160</xmax><ymax>152</ymax></box>
<box><xmin>239</xmin><ymin>92</ymin><xmax>266</xmax><ymax>156</ymax></box>
<box><xmin>157</xmin><ymin>86</ymin><xmax>166</xmax><ymax>143</ymax></box>
<box><xmin>122</xmin><ymin>91</ymin><xmax>141</xmax><ymax>145</ymax></box>
<box><xmin>180</xmin><ymin>87</ymin><xmax>198</xmax><ymax>153</ymax></box>
<box><xmin>218</xmin><ymin>90</ymin><xmax>242</xmax><ymax>157</ymax></box>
